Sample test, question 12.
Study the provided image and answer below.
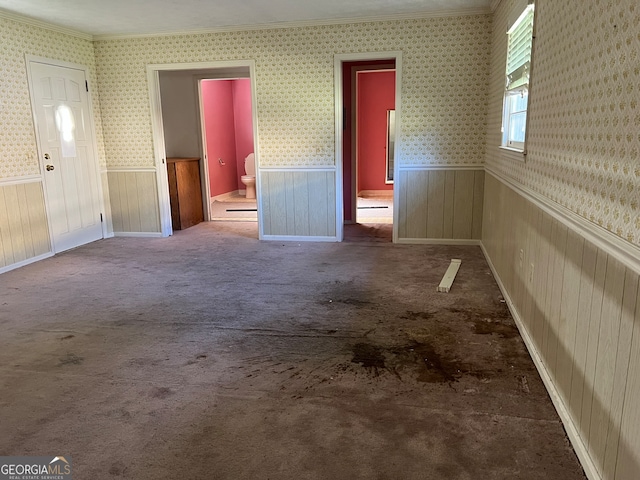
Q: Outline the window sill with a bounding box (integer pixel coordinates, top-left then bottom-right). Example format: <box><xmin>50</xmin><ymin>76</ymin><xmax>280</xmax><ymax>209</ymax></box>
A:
<box><xmin>499</xmin><ymin>146</ymin><xmax>526</xmax><ymax>162</ymax></box>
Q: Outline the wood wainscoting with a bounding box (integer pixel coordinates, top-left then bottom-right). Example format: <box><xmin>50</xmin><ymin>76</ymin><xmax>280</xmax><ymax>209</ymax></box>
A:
<box><xmin>260</xmin><ymin>168</ymin><xmax>336</xmax><ymax>240</ymax></box>
<box><xmin>107</xmin><ymin>170</ymin><xmax>161</xmax><ymax>235</ymax></box>
<box><xmin>483</xmin><ymin>171</ymin><xmax>640</xmax><ymax>480</ymax></box>
<box><xmin>397</xmin><ymin>168</ymin><xmax>484</xmax><ymax>243</ymax></box>
<box><xmin>0</xmin><ymin>178</ymin><xmax>51</xmax><ymax>272</ymax></box>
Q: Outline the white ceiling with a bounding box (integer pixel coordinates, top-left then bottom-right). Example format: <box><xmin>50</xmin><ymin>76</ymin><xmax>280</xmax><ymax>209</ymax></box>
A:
<box><xmin>0</xmin><ymin>0</ymin><xmax>491</xmax><ymax>37</ymax></box>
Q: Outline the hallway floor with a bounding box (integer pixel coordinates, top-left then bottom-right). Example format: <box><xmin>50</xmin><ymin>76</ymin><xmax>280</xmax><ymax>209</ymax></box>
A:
<box><xmin>357</xmin><ymin>194</ymin><xmax>393</xmax><ymax>224</ymax></box>
<box><xmin>210</xmin><ymin>192</ymin><xmax>258</xmax><ymax>222</ymax></box>
<box><xmin>0</xmin><ymin>222</ymin><xmax>585</xmax><ymax>479</ymax></box>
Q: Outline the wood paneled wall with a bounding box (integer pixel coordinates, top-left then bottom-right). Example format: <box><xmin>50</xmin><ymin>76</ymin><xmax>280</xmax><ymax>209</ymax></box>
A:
<box><xmin>0</xmin><ymin>180</ymin><xmax>51</xmax><ymax>269</ymax></box>
<box><xmin>260</xmin><ymin>169</ymin><xmax>336</xmax><ymax>238</ymax></box>
<box><xmin>397</xmin><ymin>169</ymin><xmax>484</xmax><ymax>241</ymax></box>
<box><xmin>107</xmin><ymin>171</ymin><xmax>161</xmax><ymax>234</ymax></box>
<box><xmin>483</xmin><ymin>172</ymin><xmax>640</xmax><ymax>480</ymax></box>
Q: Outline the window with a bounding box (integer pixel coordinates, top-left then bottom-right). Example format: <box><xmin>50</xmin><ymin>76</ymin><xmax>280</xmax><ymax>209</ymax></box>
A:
<box><xmin>502</xmin><ymin>2</ymin><xmax>534</xmax><ymax>151</ymax></box>
<box><xmin>55</xmin><ymin>104</ymin><xmax>77</xmax><ymax>158</ymax></box>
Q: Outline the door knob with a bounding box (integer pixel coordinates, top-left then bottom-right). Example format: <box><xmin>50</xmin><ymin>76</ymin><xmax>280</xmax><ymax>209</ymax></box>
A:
<box><xmin>46</xmin><ymin>165</ymin><xmax>55</xmax><ymax>171</ymax></box>
<box><xmin>44</xmin><ymin>153</ymin><xmax>50</xmax><ymax>160</ymax></box>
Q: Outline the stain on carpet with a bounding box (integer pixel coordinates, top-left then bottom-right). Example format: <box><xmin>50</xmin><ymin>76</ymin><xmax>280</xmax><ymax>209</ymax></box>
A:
<box><xmin>57</xmin><ymin>353</ymin><xmax>83</xmax><ymax>366</ymax></box>
<box><xmin>351</xmin><ymin>343</ymin><xmax>386</xmax><ymax>376</ymax></box>
<box><xmin>349</xmin><ymin>341</ymin><xmax>484</xmax><ymax>384</ymax></box>
<box><xmin>473</xmin><ymin>319</ymin><xmax>520</xmax><ymax>339</ymax></box>
<box><xmin>400</xmin><ymin>310</ymin><xmax>433</xmax><ymax>321</ymax></box>
<box><xmin>108</xmin><ymin>462</ymin><xmax>128</xmax><ymax>476</ymax></box>
<box><xmin>150</xmin><ymin>387</ymin><xmax>174</xmax><ymax>399</ymax></box>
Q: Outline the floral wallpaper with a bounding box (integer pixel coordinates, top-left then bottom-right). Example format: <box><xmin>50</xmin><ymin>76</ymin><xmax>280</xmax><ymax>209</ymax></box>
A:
<box><xmin>486</xmin><ymin>0</ymin><xmax>640</xmax><ymax>245</ymax></box>
<box><xmin>0</xmin><ymin>15</ymin><xmax>106</xmax><ymax>179</ymax></box>
<box><xmin>94</xmin><ymin>15</ymin><xmax>492</xmax><ymax>169</ymax></box>
<box><xmin>3</xmin><ymin>1</ymin><xmax>636</xmax><ymax>246</ymax></box>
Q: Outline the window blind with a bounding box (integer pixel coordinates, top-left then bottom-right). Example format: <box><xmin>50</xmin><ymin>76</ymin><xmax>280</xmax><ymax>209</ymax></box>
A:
<box><xmin>506</xmin><ymin>4</ymin><xmax>534</xmax><ymax>92</ymax></box>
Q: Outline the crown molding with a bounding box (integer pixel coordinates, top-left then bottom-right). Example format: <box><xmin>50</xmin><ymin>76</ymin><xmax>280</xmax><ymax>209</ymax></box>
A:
<box><xmin>490</xmin><ymin>0</ymin><xmax>502</xmax><ymax>11</ymax></box>
<box><xmin>0</xmin><ymin>8</ymin><xmax>93</xmax><ymax>41</ymax></box>
<box><xmin>93</xmin><ymin>7</ymin><xmax>491</xmax><ymax>41</ymax></box>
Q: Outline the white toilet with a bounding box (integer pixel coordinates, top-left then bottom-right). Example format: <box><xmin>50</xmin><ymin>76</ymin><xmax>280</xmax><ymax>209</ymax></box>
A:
<box><xmin>241</xmin><ymin>153</ymin><xmax>256</xmax><ymax>199</ymax></box>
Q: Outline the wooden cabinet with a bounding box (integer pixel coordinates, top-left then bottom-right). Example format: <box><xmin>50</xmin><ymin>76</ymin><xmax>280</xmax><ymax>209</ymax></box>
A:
<box><xmin>166</xmin><ymin>157</ymin><xmax>204</xmax><ymax>230</ymax></box>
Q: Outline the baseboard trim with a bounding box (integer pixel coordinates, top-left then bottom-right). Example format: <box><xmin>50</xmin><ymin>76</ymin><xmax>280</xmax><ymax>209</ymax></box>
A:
<box><xmin>485</xmin><ymin>167</ymin><xmax>640</xmax><ymax>276</ymax></box>
<box><xmin>358</xmin><ymin>189</ymin><xmax>393</xmax><ymax>198</ymax></box>
<box><xmin>212</xmin><ymin>190</ymin><xmax>241</xmax><ymax>201</ymax></box>
<box><xmin>0</xmin><ymin>252</ymin><xmax>54</xmax><ymax>274</ymax></box>
<box><xmin>396</xmin><ymin>238</ymin><xmax>482</xmax><ymax>246</ymax></box>
<box><xmin>480</xmin><ymin>242</ymin><xmax>601</xmax><ymax>480</ymax></box>
<box><xmin>262</xmin><ymin>234</ymin><xmax>339</xmax><ymax>243</ymax></box>
<box><xmin>113</xmin><ymin>232</ymin><xmax>163</xmax><ymax>238</ymax></box>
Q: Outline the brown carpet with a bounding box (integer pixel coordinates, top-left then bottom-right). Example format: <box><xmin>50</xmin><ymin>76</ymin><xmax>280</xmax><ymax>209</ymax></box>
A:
<box><xmin>0</xmin><ymin>221</ymin><xmax>585</xmax><ymax>479</ymax></box>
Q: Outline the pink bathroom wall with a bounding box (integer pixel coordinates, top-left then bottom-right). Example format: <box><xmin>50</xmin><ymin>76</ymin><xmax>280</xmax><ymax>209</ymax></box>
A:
<box><xmin>201</xmin><ymin>79</ymin><xmax>238</xmax><ymax>197</ymax></box>
<box><xmin>357</xmin><ymin>70</ymin><xmax>395</xmax><ymax>193</ymax></box>
<box><xmin>232</xmin><ymin>79</ymin><xmax>254</xmax><ymax>188</ymax></box>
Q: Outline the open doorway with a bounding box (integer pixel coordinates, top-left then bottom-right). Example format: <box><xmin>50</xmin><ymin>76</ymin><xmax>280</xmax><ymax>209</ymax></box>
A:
<box><xmin>147</xmin><ymin>61</ymin><xmax>260</xmax><ymax>238</ymax></box>
<box><xmin>336</xmin><ymin>54</ymin><xmax>400</xmax><ymax>242</ymax></box>
<box><xmin>354</xmin><ymin>68</ymin><xmax>395</xmax><ymax>225</ymax></box>
<box><xmin>200</xmin><ymin>78</ymin><xmax>257</xmax><ymax>223</ymax></box>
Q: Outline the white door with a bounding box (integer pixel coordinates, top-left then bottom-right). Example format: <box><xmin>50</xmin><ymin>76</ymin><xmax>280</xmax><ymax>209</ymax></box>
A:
<box><xmin>29</xmin><ymin>61</ymin><xmax>103</xmax><ymax>253</ymax></box>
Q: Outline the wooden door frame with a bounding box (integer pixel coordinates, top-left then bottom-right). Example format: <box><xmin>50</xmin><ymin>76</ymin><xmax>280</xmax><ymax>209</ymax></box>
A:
<box><xmin>25</xmin><ymin>55</ymin><xmax>109</xmax><ymax>251</ymax></box>
<box><xmin>334</xmin><ymin>52</ymin><xmax>402</xmax><ymax>242</ymax></box>
<box><xmin>147</xmin><ymin>60</ymin><xmax>261</xmax><ymax>238</ymax></box>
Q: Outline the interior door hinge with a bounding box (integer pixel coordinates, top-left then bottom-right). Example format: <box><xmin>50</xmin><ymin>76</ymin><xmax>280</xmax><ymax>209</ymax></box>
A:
<box><xmin>100</xmin><ymin>213</ymin><xmax>103</xmax><ymax>222</ymax></box>
<box><xmin>85</xmin><ymin>80</ymin><xmax>89</xmax><ymax>92</ymax></box>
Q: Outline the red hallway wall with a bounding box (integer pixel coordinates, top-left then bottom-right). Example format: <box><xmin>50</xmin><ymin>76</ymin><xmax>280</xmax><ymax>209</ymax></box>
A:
<box><xmin>342</xmin><ymin>62</ymin><xmax>354</xmax><ymax>222</ymax></box>
<box><xmin>357</xmin><ymin>70</ymin><xmax>395</xmax><ymax>193</ymax></box>
<box><xmin>202</xmin><ymin>79</ymin><xmax>254</xmax><ymax>197</ymax></box>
